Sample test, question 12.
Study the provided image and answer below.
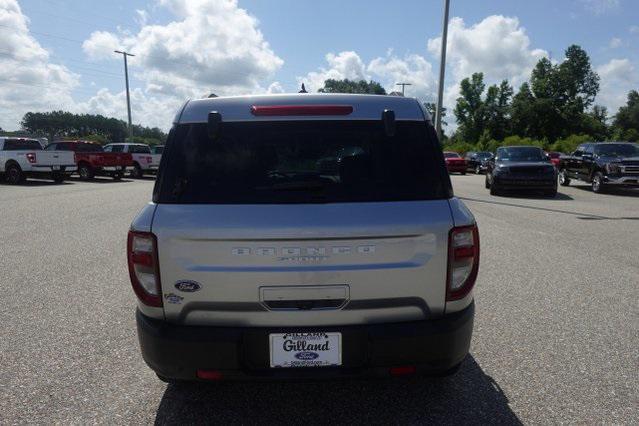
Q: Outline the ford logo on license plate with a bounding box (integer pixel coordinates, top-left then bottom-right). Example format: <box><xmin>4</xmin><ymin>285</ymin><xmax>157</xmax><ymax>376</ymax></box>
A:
<box><xmin>295</xmin><ymin>351</ymin><xmax>319</xmax><ymax>360</ymax></box>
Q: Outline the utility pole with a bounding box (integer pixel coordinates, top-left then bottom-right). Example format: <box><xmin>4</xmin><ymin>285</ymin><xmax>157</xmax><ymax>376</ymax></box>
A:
<box><xmin>435</xmin><ymin>0</ymin><xmax>450</xmax><ymax>141</ymax></box>
<box><xmin>114</xmin><ymin>50</ymin><xmax>135</xmax><ymax>140</ymax></box>
<box><xmin>395</xmin><ymin>82</ymin><xmax>412</xmax><ymax>96</ymax></box>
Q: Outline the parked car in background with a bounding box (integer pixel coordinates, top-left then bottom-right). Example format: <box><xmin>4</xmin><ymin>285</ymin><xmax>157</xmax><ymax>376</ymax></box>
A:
<box><xmin>444</xmin><ymin>151</ymin><xmax>467</xmax><ymax>174</ymax></box>
<box><xmin>546</xmin><ymin>151</ymin><xmax>562</xmax><ymax>168</ymax></box>
<box><xmin>129</xmin><ymin>94</ymin><xmax>478</xmax><ymax>383</ymax></box>
<box><xmin>151</xmin><ymin>145</ymin><xmax>164</xmax><ymax>155</ymax></box>
<box><xmin>46</xmin><ymin>140</ymin><xmax>133</xmax><ymax>181</ymax></box>
<box><xmin>0</xmin><ymin>137</ymin><xmax>76</xmax><ymax>184</ymax></box>
<box><xmin>464</xmin><ymin>151</ymin><xmax>493</xmax><ymax>174</ymax></box>
<box><xmin>558</xmin><ymin>142</ymin><xmax>639</xmax><ymax>193</ymax></box>
<box><xmin>485</xmin><ymin>146</ymin><xmax>557</xmax><ymax>197</ymax></box>
<box><xmin>103</xmin><ymin>143</ymin><xmax>161</xmax><ymax>178</ymax></box>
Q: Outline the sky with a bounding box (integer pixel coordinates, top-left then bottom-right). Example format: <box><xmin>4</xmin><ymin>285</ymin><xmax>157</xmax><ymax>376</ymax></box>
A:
<box><xmin>0</xmin><ymin>0</ymin><xmax>638</xmax><ymax>132</ymax></box>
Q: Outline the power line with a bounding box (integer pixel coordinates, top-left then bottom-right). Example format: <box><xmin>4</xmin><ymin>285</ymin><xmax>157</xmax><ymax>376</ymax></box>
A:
<box><xmin>0</xmin><ymin>23</ymin><xmax>86</xmax><ymax>44</ymax></box>
<box><xmin>0</xmin><ymin>78</ymin><xmax>104</xmax><ymax>96</ymax></box>
<box><xmin>0</xmin><ymin>51</ymin><xmax>122</xmax><ymax>79</ymax></box>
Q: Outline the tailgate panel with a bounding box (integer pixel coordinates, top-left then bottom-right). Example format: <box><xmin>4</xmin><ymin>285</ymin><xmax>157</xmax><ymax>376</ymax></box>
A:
<box><xmin>152</xmin><ymin>201</ymin><xmax>453</xmax><ymax>326</ymax></box>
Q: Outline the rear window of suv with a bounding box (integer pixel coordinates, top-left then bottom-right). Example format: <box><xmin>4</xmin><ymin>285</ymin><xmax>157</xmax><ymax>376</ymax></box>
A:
<box><xmin>155</xmin><ymin>120</ymin><xmax>451</xmax><ymax>204</ymax></box>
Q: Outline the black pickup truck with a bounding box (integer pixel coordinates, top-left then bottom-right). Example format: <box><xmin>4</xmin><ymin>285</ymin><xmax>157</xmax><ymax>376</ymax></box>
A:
<box><xmin>558</xmin><ymin>142</ymin><xmax>639</xmax><ymax>193</ymax></box>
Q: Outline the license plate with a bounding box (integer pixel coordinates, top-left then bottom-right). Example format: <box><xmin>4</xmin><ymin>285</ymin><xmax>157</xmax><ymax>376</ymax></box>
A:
<box><xmin>52</xmin><ymin>165</ymin><xmax>60</xmax><ymax>170</ymax></box>
<box><xmin>269</xmin><ymin>332</ymin><xmax>342</xmax><ymax>368</ymax></box>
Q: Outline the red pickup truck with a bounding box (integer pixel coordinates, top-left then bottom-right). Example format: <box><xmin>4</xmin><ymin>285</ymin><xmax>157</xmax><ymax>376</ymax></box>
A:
<box><xmin>45</xmin><ymin>141</ymin><xmax>133</xmax><ymax>180</ymax></box>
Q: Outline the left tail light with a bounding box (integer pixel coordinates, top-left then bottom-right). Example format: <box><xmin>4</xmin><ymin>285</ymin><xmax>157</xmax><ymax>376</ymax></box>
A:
<box><xmin>26</xmin><ymin>152</ymin><xmax>37</xmax><ymax>163</ymax></box>
<box><xmin>447</xmin><ymin>224</ymin><xmax>480</xmax><ymax>301</ymax></box>
<box><xmin>127</xmin><ymin>230</ymin><xmax>162</xmax><ymax>307</ymax></box>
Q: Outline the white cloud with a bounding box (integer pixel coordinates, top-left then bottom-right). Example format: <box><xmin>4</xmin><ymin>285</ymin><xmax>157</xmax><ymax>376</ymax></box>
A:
<box><xmin>428</xmin><ymin>16</ymin><xmax>546</xmax><ymax>88</ymax></box>
<box><xmin>630</xmin><ymin>25</ymin><xmax>639</xmax><ymax>34</ymax></box>
<box><xmin>608</xmin><ymin>37</ymin><xmax>622</xmax><ymax>48</ymax></box>
<box><xmin>579</xmin><ymin>0</ymin><xmax>620</xmax><ymax>15</ymax></box>
<box><xmin>78</xmin><ymin>88</ymin><xmax>177</xmax><ymax>130</ymax></box>
<box><xmin>596</xmin><ymin>58</ymin><xmax>639</xmax><ymax>113</ymax></box>
<box><xmin>0</xmin><ymin>0</ymin><xmax>79</xmax><ymax>130</ymax></box>
<box><xmin>82</xmin><ymin>0</ymin><xmax>283</xmax><ymax>99</ymax></box>
<box><xmin>82</xmin><ymin>31</ymin><xmax>122</xmax><ymax>60</ymax></box>
<box><xmin>298</xmin><ymin>51</ymin><xmax>368</xmax><ymax>93</ymax></box>
<box><xmin>297</xmin><ymin>51</ymin><xmax>438</xmax><ymax>102</ymax></box>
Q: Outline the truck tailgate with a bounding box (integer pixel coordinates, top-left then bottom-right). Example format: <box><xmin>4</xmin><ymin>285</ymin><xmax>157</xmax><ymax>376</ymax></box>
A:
<box><xmin>152</xmin><ymin>201</ymin><xmax>453</xmax><ymax>327</ymax></box>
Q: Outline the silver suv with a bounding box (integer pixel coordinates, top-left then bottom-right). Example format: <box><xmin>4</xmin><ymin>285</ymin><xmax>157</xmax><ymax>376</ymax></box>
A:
<box><xmin>128</xmin><ymin>94</ymin><xmax>479</xmax><ymax>382</ymax></box>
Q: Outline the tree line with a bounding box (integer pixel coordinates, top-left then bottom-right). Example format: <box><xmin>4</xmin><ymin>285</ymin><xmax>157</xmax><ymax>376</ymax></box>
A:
<box><xmin>5</xmin><ymin>111</ymin><xmax>167</xmax><ymax>145</ymax></box>
<box><xmin>449</xmin><ymin>44</ymin><xmax>637</xmax><ymax>153</ymax></box>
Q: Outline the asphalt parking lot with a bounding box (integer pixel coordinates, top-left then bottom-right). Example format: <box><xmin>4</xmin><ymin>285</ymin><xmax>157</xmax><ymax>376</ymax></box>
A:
<box><xmin>1</xmin><ymin>175</ymin><xmax>637</xmax><ymax>424</ymax></box>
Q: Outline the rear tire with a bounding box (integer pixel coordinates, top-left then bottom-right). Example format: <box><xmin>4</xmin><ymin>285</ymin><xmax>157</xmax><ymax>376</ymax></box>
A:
<box><xmin>558</xmin><ymin>169</ymin><xmax>570</xmax><ymax>186</ymax></box>
<box><xmin>131</xmin><ymin>163</ymin><xmax>143</xmax><ymax>179</ymax></box>
<box><xmin>591</xmin><ymin>172</ymin><xmax>606</xmax><ymax>193</ymax></box>
<box><xmin>5</xmin><ymin>164</ymin><xmax>24</xmax><ymax>184</ymax></box>
<box><xmin>490</xmin><ymin>183</ymin><xmax>500</xmax><ymax>196</ymax></box>
<box><xmin>545</xmin><ymin>188</ymin><xmax>557</xmax><ymax>198</ymax></box>
<box><xmin>485</xmin><ymin>174</ymin><xmax>491</xmax><ymax>189</ymax></box>
<box><xmin>113</xmin><ymin>172</ymin><xmax>122</xmax><ymax>181</ymax></box>
<box><xmin>461</xmin><ymin>171</ymin><xmax>466</xmax><ymax>175</ymax></box>
<box><xmin>52</xmin><ymin>172</ymin><xmax>65</xmax><ymax>183</ymax></box>
<box><xmin>78</xmin><ymin>164</ymin><xmax>94</xmax><ymax>180</ymax></box>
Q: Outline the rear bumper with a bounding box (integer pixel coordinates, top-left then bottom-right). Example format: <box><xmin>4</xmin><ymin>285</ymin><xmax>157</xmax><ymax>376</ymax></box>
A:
<box><xmin>446</xmin><ymin>165</ymin><xmax>467</xmax><ymax>173</ymax></box>
<box><xmin>30</xmin><ymin>165</ymin><xmax>77</xmax><ymax>173</ymax></box>
<box><xmin>100</xmin><ymin>166</ymin><xmax>133</xmax><ymax>172</ymax></box>
<box><xmin>136</xmin><ymin>302</ymin><xmax>474</xmax><ymax>381</ymax></box>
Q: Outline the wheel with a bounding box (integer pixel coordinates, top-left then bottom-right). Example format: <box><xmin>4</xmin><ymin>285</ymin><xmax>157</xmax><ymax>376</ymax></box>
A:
<box><xmin>545</xmin><ymin>188</ymin><xmax>557</xmax><ymax>198</ymax></box>
<box><xmin>461</xmin><ymin>171</ymin><xmax>466</xmax><ymax>175</ymax></box>
<box><xmin>485</xmin><ymin>174</ymin><xmax>491</xmax><ymax>189</ymax></box>
<box><xmin>131</xmin><ymin>163</ymin><xmax>143</xmax><ymax>179</ymax></box>
<box><xmin>78</xmin><ymin>164</ymin><xmax>94</xmax><ymax>180</ymax></box>
<box><xmin>113</xmin><ymin>172</ymin><xmax>123</xmax><ymax>181</ymax></box>
<box><xmin>490</xmin><ymin>182</ymin><xmax>500</xmax><ymax>196</ymax></box>
<box><xmin>558</xmin><ymin>169</ymin><xmax>570</xmax><ymax>186</ymax></box>
<box><xmin>5</xmin><ymin>163</ymin><xmax>24</xmax><ymax>184</ymax></box>
<box><xmin>475</xmin><ymin>165</ymin><xmax>481</xmax><ymax>174</ymax></box>
<box><xmin>591</xmin><ymin>172</ymin><xmax>606</xmax><ymax>193</ymax></box>
<box><xmin>52</xmin><ymin>172</ymin><xmax>65</xmax><ymax>183</ymax></box>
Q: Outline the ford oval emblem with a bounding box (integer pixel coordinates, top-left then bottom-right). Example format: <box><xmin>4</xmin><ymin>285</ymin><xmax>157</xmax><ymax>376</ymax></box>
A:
<box><xmin>295</xmin><ymin>351</ymin><xmax>319</xmax><ymax>360</ymax></box>
<box><xmin>174</xmin><ymin>280</ymin><xmax>201</xmax><ymax>292</ymax></box>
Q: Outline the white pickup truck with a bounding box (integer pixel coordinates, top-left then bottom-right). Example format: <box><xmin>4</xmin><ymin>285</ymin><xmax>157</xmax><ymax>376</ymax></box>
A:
<box><xmin>103</xmin><ymin>143</ymin><xmax>161</xmax><ymax>178</ymax></box>
<box><xmin>0</xmin><ymin>137</ymin><xmax>77</xmax><ymax>184</ymax></box>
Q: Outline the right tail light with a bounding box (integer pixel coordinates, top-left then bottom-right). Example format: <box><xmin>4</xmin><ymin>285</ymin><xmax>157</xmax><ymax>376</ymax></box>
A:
<box><xmin>127</xmin><ymin>231</ymin><xmax>162</xmax><ymax>307</ymax></box>
<box><xmin>447</xmin><ymin>224</ymin><xmax>480</xmax><ymax>301</ymax></box>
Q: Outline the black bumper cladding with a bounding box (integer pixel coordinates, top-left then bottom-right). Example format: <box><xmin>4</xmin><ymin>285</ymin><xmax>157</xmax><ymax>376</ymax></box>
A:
<box><xmin>136</xmin><ymin>303</ymin><xmax>475</xmax><ymax>381</ymax></box>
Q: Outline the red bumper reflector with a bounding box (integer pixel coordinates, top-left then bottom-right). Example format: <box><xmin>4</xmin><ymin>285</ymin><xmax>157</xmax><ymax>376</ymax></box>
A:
<box><xmin>197</xmin><ymin>370</ymin><xmax>223</xmax><ymax>380</ymax></box>
<box><xmin>389</xmin><ymin>366</ymin><xmax>417</xmax><ymax>376</ymax></box>
<box><xmin>250</xmin><ymin>105</ymin><xmax>353</xmax><ymax>116</ymax></box>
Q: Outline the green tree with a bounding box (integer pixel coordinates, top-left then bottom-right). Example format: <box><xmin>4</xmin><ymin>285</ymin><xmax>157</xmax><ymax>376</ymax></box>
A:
<box><xmin>454</xmin><ymin>72</ymin><xmax>487</xmax><ymax>143</ymax></box>
<box><xmin>318</xmin><ymin>79</ymin><xmax>386</xmax><ymax>94</ymax></box>
<box><xmin>511</xmin><ymin>45</ymin><xmax>601</xmax><ymax>142</ymax></box>
<box><xmin>423</xmin><ymin>102</ymin><xmax>447</xmax><ymax>127</ymax></box>
<box><xmin>20</xmin><ymin>111</ymin><xmax>167</xmax><ymax>144</ymax></box>
<box><xmin>612</xmin><ymin>90</ymin><xmax>639</xmax><ymax>141</ymax></box>
<box><xmin>484</xmin><ymin>80</ymin><xmax>513</xmax><ymax>141</ymax></box>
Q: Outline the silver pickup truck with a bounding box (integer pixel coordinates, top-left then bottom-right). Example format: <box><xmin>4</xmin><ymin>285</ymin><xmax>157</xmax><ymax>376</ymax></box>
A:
<box><xmin>128</xmin><ymin>94</ymin><xmax>480</xmax><ymax>382</ymax></box>
<box><xmin>0</xmin><ymin>137</ymin><xmax>76</xmax><ymax>184</ymax></box>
